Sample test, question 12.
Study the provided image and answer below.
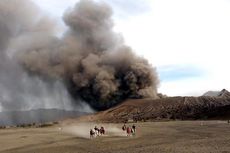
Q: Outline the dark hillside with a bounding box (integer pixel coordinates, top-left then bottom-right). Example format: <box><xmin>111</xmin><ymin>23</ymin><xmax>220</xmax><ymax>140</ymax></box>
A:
<box><xmin>78</xmin><ymin>95</ymin><xmax>230</xmax><ymax>122</ymax></box>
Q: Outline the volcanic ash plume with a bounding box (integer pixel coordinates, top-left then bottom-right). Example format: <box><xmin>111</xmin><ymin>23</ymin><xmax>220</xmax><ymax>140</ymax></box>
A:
<box><xmin>0</xmin><ymin>0</ymin><xmax>90</xmax><ymax>113</ymax></box>
<box><xmin>15</xmin><ymin>0</ymin><xmax>159</xmax><ymax>111</ymax></box>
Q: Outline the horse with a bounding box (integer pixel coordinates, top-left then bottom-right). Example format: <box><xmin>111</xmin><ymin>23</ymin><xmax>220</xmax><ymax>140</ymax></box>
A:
<box><xmin>90</xmin><ymin>129</ymin><xmax>95</xmax><ymax>138</ymax></box>
<box><xmin>100</xmin><ymin>127</ymin><xmax>105</xmax><ymax>135</ymax></box>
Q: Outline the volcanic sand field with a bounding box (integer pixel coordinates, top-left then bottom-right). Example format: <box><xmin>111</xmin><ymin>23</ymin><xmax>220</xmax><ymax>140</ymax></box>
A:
<box><xmin>1</xmin><ymin>121</ymin><xmax>230</xmax><ymax>153</ymax></box>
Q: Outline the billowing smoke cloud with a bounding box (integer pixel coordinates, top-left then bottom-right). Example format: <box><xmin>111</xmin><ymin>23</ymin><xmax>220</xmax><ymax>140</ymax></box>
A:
<box><xmin>0</xmin><ymin>0</ymin><xmax>91</xmax><ymax>113</ymax></box>
<box><xmin>2</xmin><ymin>0</ymin><xmax>159</xmax><ymax>111</ymax></box>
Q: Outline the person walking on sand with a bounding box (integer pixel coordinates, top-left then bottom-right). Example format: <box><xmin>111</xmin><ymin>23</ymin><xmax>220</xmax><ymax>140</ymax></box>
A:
<box><xmin>122</xmin><ymin>124</ymin><xmax>126</xmax><ymax>131</ymax></box>
<box><xmin>90</xmin><ymin>129</ymin><xmax>95</xmax><ymax>139</ymax></box>
<box><xmin>94</xmin><ymin>126</ymin><xmax>99</xmax><ymax>136</ymax></box>
<box><xmin>132</xmin><ymin>124</ymin><xmax>136</xmax><ymax>133</ymax></box>
<box><xmin>126</xmin><ymin>126</ymin><xmax>131</xmax><ymax>136</ymax></box>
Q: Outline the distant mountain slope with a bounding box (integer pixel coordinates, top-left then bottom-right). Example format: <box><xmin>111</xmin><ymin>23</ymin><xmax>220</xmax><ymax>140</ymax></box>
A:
<box><xmin>203</xmin><ymin>89</ymin><xmax>230</xmax><ymax>98</ymax></box>
<box><xmin>0</xmin><ymin>109</ymin><xmax>88</xmax><ymax>126</ymax></box>
<box><xmin>217</xmin><ymin>89</ymin><xmax>230</xmax><ymax>98</ymax></box>
<box><xmin>203</xmin><ymin>91</ymin><xmax>220</xmax><ymax>97</ymax></box>
<box><xmin>77</xmin><ymin>96</ymin><xmax>230</xmax><ymax>122</ymax></box>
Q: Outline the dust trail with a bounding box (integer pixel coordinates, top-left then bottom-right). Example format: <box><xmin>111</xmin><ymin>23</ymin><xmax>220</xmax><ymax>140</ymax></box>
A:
<box><xmin>62</xmin><ymin>123</ymin><xmax>127</xmax><ymax>139</ymax></box>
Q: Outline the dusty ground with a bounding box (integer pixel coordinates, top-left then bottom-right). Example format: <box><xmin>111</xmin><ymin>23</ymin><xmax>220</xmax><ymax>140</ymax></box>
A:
<box><xmin>1</xmin><ymin>121</ymin><xmax>230</xmax><ymax>153</ymax></box>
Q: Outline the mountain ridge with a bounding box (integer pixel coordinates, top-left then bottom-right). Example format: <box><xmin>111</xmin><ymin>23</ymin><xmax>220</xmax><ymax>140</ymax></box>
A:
<box><xmin>203</xmin><ymin>89</ymin><xmax>230</xmax><ymax>98</ymax></box>
<box><xmin>76</xmin><ymin>95</ymin><xmax>230</xmax><ymax>123</ymax></box>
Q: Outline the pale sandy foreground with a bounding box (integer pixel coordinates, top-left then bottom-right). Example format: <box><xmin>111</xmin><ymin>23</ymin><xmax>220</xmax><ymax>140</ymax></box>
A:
<box><xmin>1</xmin><ymin>121</ymin><xmax>230</xmax><ymax>153</ymax></box>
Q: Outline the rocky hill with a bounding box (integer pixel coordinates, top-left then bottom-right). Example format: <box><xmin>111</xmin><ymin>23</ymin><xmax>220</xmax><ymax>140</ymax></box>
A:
<box><xmin>78</xmin><ymin>95</ymin><xmax>230</xmax><ymax>123</ymax></box>
<box><xmin>203</xmin><ymin>89</ymin><xmax>230</xmax><ymax>98</ymax></box>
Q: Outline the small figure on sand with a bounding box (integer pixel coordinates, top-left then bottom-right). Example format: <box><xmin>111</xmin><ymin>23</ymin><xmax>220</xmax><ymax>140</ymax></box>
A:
<box><xmin>94</xmin><ymin>126</ymin><xmax>100</xmax><ymax>136</ymax></box>
<box><xmin>132</xmin><ymin>124</ymin><xmax>136</xmax><ymax>133</ymax></box>
<box><xmin>90</xmin><ymin>129</ymin><xmax>95</xmax><ymax>138</ymax></box>
<box><xmin>126</xmin><ymin>126</ymin><xmax>132</xmax><ymax>136</ymax></box>
<box><xmin>100</xmin><ymin>126</ymin><xmax>105</xmax><ymax>135</ymax></box>
<box><xmin>131</xmin><ymin>124</ymin><xmax>136</xmax><ymax>135</ymax></box>
<box><xmin>122</xmin><ymin>124</ymin><xmax>126</xmax><ymax>131</ymax></box>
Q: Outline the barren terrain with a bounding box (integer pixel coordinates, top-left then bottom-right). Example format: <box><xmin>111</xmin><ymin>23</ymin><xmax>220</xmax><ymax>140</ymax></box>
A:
<box><xmin>78</xmin><ymin>97</ymin><xmax>230</xmax><ymax>123</ymax></box>
<box><xmin>1</xmin><ymin>121</ymin><xmax>230</xmax><ymax>153</ymax></box>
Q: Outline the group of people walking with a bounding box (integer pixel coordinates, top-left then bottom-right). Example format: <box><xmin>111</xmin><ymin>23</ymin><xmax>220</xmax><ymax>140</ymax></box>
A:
<box><xmin>90</xmin><ymin>126</ymin><xmax>105</xmax><ymax>138</ymax></box>
<box><xmin>122</xmin><ymin>124</ymin><xmax>136</xmax><ymax>136</ymax></box>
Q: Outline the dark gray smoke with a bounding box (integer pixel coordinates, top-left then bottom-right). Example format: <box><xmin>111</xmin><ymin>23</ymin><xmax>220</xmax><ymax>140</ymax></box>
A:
<box><xmin>2</xmin><ymin>0</ymin><xmax>159</xmax><ymax>111</ymax></box>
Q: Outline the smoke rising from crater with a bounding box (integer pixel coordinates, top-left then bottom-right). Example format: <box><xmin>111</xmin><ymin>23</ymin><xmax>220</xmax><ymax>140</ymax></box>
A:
<box><xmin>1</xmin><ymin>0</ymin><xmax>159</xmax><ymax>111</ymax></box>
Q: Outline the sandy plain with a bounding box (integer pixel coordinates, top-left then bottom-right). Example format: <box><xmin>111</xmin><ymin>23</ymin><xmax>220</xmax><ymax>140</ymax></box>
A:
<box><xmin>1</xmin><ymin>121</ymin><xmax>230</xmax><ymax>153</ymax></box>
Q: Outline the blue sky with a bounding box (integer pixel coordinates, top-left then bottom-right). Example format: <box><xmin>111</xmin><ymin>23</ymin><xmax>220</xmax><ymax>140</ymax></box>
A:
<box><xmin>158</xmin><ymin>65</ymin><xmax>204</xmax><ymax>82</ymax></box>
<box><xmin>32</xmin><ymin>0</ymin><xmax>230</xmax><ymax>96</ymax></box>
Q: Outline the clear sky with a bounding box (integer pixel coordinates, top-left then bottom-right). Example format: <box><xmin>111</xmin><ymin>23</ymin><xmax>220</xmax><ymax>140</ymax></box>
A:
<box><xmin>32</xmin><ymin>0</ymin><xmax>230</xmax><ymax>96</ymax></box>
